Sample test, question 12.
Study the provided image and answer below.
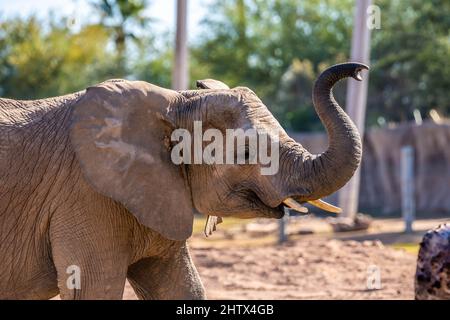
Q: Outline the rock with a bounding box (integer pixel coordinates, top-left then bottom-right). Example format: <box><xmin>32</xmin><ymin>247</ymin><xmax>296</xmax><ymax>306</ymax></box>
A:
<box><xmin>296</xmin><ymin>229</ymin><xmax>314</xmax><ymax>235</ymax></box>
<box><xmin>415</xmin><ymin>224</ymin><xmax>450</xmax><ymax>300</ymax></box>
<box><xmin>373</xmin><ymin>240</ymin><xmax>385</xmax><ymax>249</ymax></box>
<box><xmin>328</xmin><ymin>213</ymin><xmax>373</xmax><ymax>232</ymax></box>
<box><xmin>244</xmin><ymin>221</ymin><xmax>278</xmax><ymax>237</ymax></box>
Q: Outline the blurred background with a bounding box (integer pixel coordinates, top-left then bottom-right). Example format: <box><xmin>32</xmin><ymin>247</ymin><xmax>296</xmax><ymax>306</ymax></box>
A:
<box><xmin>1</xmin><ymin>0</ymin><xmax>449</xmax><ymax>299</ymax></box>
<box><xmin>1</xmin><ymin>0</ymin><xmax>448</xmax><ymax>128</ymax></box>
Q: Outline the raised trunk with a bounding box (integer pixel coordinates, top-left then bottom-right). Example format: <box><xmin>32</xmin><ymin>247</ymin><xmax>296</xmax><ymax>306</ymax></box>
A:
<box><xmin>177</xmin><ymin>63</ymin><xmax>369</xmax><ymax>204</ymax></box>
<box><xmin>295</xmin><ymin>62</ymin><xmax>368</xmax><ymax>200</ymax></box>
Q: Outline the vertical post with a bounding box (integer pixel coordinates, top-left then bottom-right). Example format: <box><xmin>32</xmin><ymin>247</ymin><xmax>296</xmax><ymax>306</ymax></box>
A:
<box><xmin>401</xmin><ymin>146</ymin><xmax>415</xmax><ymax>233</ymax></box>
<box><xmin>278</xmin><ymin>207</ymin><xmax>289</xmax><ymax>244</ymax></box>
<box><xmin>172</xmin><ymin>0</ymin><xmax>189</xmax><ymax>90</ymax></box>
<box><xmin>338</xmin><ymin>0</ymin><xmax>372</xmax><ymax>222</ymax></box>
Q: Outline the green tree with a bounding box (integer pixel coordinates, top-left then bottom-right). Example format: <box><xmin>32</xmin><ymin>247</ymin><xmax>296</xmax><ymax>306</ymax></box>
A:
<box><xmin>132</xmin><ymin>31</ymin><xmax>173</xmax><ymax>88</ymax></box>
<box><xmin>0</xmin><ymin>15</ymin><xmax>115</xmax><ymax>99</ymax></box>
<box><xmin>368</xmin><ymin>0</ymin><xmax>450</xmax><ymax>125</ymax></box>
<box><xmin>192</xmin><ymin>0</ymin><xmax>353</xmax><ymax>131</ymax></box>
<box><xmin>89</xmin><ymin>0</ymin><xmax>151</xmax><ymax>76</ymax></box>
<box><xmin>193</xmin><ymin>0</ymin><xmax>450</xmax><ymax>131</ymax></box>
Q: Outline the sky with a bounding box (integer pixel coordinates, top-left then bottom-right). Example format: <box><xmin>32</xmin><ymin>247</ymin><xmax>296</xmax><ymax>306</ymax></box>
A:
<box><xmin>0</xmin><ymin>0</ymin><xmax>212</xmax><ymax>40</ymax></box>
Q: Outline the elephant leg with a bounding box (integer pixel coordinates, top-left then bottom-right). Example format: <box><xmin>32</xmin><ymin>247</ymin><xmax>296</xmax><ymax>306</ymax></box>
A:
<box><xmin>54</xmin><ymin>255</ymin><xmax>128</xmax><ymax>300</ymax></box>
<box><xmin>52</xmin><ymin>237</ymin><xmax>129</xmax><ymax>299</ymax></box>
<box><xmin>50</xmin><ymin>205</ymin><xmax>131</xmax><ymax>299</ymax></box>
<box><xmin>55</xmin><ymin>266</ymin><xmax>127</xmax><ymax>299</ymax></box>
<box><xmin>127</xmin><ymin>243</ymin><xmax>206</xmax><ymax>300</ymax></box>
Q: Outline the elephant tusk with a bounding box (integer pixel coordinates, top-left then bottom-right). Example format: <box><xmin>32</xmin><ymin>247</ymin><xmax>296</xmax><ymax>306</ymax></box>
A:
<box><xmin>282</xmin><ymin>198</ymin><xmax>308</xmax><ymax>214</ymax></box>
<box><xmin>204</xmin><ymin>215</ymin><xmax>223</xmax><ymax>237</ymax></box>
<box><xmin>307</xmin><ymin>199</ymin><xmax>342</xmax><ymax>214</ymax></box>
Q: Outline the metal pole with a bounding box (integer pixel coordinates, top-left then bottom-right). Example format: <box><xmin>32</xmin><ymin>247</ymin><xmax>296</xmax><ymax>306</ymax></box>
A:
<box><xmin>338</xmin><ymin>0</ymin><xmax>372</xmax><ymax>222</ymax></box>
<box><xmin>172</xmin><ymin>0</ymin><xmax>189</xmax><ymax>90</ymax></box>
<box><xmin>278</xmin><ymin>207</ymin><xmax>289</xmax><ymax>244</ymax></box>
<box><xmin>401</xmin><ymin>146</ymin><xmax>415</xmax><ymax>233</ymax></box>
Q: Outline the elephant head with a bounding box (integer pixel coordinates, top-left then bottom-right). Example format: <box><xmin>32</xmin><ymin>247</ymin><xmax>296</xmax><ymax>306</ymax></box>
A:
<box><xmin>70</xmin><ymin>62</ymin><xmax>368</xmax><ymax>241</ymax></box>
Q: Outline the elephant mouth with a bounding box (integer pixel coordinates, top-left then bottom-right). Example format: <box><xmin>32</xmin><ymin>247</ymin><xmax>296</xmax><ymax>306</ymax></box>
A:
<box><xmin>240</xmin><ymin>191</ymin><xmax>298</xmax><ymax>219</ymax></box>
<box><xmin>249</xmin><ymin>191</ymin><xmax>342</xmax><ymax>218</ymax></box>
<box><xmin>230</xmin><ymin>189</ymin><xmax>342</xmax><ymax>219</ymax></box>
<box><xmin>231</xmin><ymin>189</ymin><xmax>285</xmax><ymax>219</ymax></box>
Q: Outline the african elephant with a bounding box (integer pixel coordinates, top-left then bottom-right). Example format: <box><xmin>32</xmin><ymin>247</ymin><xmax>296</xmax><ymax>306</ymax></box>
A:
<box><xmin>0</xmin><ymin>62</ymin><xmax>368</xmax><ymax>299</ymax></box>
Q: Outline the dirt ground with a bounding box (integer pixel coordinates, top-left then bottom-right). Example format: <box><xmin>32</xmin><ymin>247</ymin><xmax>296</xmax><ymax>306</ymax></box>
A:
<box><xmin>122</xmin><ymin>217</ymin><xmax>449</xmax><ymax>300</ymax></box>
<box><xmin>191</xmin><ymin>239</ymin><xmax>415</xmax><ymax>299</ymax></box>
<box><xmin>122</xmin><ymin>238</ymin><xmax>415</xmax><ymax>300</ymax></box>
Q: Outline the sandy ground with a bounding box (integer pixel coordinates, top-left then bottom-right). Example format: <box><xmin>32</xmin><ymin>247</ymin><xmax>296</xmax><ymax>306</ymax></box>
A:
<box><xmin>191</xmin><ymin>239</ymin><xmax>416</xmax><ymax>300</ymax></box>
<box><xmin>122</xmin><ymin>217</ymin><xmax>450</xmax><ymax>300</ymax></box>
<box><xmin>122</xmin><ymin>238</ymin><xmax>416</xmax><ymax>300</ymax></box>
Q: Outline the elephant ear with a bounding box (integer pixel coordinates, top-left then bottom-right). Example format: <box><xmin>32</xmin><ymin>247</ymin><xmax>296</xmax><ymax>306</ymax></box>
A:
<box><xmin>70</xmin><ymin>80</ymin><xmax>194</xmax><ymax>241</ymax></box>
<box><xmin>196</xmin><ymin>79</ymin><xmax>230</xmax><ymax>90</ymax></box>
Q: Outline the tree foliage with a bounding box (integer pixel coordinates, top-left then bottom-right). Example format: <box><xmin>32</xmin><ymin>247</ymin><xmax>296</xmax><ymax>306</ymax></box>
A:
<box><xmin>89</xmin><ymin>0</ymin><xmax>151</xmax><ymax>76</ymax></box>
<box><xmin>368</xmin><ymin>0</ymin><xmax>450</xmax><ymax>124</ymax></box>
<box><xmin>0</xmin><ymin>16</ymin><xmax>116</xmax><ymax>99</ymax></box>
<box><xmin>193</xmin><ymin>0</ymin><xmax>450</xmax><ymax>130</ymax></box>
<box><xmin>0</xmin><ymin>0</ymin><xmax>448</xmax><ymax>132</ymax></box>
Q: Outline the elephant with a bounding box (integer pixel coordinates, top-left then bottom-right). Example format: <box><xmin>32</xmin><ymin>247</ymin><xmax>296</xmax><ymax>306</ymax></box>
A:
<box><xmin>0</xmin><ymin>62</ymin><xmax>368</xmax><ymax>299</ymax></box>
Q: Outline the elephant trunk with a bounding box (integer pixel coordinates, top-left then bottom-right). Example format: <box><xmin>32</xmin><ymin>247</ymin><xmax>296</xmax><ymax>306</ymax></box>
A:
<box><xmin>177</xmin><ymin>63</ymin><xmax>369</xmax><ymax>207</ymax></box>
<box><xmin>290</xmin><ymin>63</ymin><xmax>368</xmax><ymax>201</ymax></box>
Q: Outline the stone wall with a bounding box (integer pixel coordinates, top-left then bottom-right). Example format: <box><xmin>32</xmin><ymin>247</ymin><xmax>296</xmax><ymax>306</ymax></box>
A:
<box><xmin>290</xmin><ymin>120</ymin><xmax>450</xmax><ymax>215</ymax></box>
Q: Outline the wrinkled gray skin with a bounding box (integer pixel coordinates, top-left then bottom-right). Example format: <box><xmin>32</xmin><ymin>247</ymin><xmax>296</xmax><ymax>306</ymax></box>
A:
<box><xmin>0</xmin><ymin>63</ymin><xmax>367</xmax><ymax>299</ymax></box>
